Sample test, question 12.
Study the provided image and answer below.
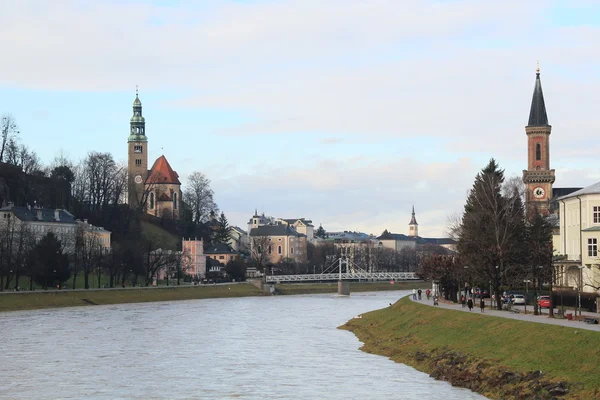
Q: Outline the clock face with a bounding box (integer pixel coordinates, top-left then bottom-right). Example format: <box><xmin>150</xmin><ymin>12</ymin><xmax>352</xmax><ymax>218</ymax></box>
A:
<box><xmin>533</xmin><ymin>187</ymin><xmax>545</xmax><ymax>199</ymax></box>
<box><xmin>135</xmin><ymin>175</ymin><xmax>143</xmax><ymax>184</ymax></box>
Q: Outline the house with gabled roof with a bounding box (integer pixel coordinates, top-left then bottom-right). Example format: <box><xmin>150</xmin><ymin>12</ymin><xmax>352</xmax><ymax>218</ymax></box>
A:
<box><xmin>248</xmin><ymin>213</ymin><xmax>308</xmax><ymax>264</ymax></box>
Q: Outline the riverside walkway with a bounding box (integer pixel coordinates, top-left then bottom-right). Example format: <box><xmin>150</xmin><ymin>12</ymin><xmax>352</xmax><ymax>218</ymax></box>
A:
<box><xmin>411</xmin><ymin>296</ymin><xmax>600</xmax><ymax>332</ymax></box>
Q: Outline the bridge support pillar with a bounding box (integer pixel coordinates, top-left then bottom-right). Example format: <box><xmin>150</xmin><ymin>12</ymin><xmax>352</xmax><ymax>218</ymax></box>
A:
<box><xmin>338</xmin><ymin>280</ymin><xmax>350</xmax><ymax>296</ymax></box>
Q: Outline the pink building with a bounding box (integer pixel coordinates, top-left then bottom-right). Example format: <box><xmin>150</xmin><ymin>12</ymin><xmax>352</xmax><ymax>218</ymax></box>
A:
<box><xmin>182</xmin><ymin>238</ymin><xmax>206</xmax><ymax>279</ymax></box>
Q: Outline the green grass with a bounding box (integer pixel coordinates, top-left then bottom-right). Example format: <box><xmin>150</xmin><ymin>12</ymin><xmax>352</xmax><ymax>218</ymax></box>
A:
<box><xmin>141</xmin><ymin>220</ymin><xmax>180</xmax><ymax>250</ymax></box>
<box><xmin>0</xmin><ymin>284</ymin><xmax>263</xmax><ymax>312</ymax></box>
<box><xmin>341</xmin><ymin>297</ymin><xmax>600</xmax><ymax>399</ymax></box>
<box><xmin>276</xmin><ymin>281</ymin><xmax>428</xmax><ymax>295</ymax></box>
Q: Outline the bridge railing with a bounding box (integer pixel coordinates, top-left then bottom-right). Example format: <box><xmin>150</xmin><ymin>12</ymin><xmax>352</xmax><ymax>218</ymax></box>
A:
<box><xmin>265</xmin><ymin>272</ymin><xmax>419</xmax><ymax>283</ymax></box>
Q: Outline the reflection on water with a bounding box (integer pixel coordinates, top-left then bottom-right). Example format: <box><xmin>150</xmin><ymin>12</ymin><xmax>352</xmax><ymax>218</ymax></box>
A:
<box><xmin>0</xmin><ymin>290</ymin><xmax>487</xmax><ymax>399</ymax></box>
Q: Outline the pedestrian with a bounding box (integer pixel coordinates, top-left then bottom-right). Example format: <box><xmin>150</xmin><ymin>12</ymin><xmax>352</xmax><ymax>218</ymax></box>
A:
<box><xmin>425</xmin><ymin>289</ymin><xmax>431</xmax><ymax>300</ymax></box>
<box><xmin>433</xmin><ymin>295</ymin><xmax>439</xmax><ymax>306</ymax></box>
<box><xmin>467</xmin><ymin>297</ymin><xmax>474</xmax><ymax>311</ymax></box>
<box><xmin>417</xmin><ymin>289</ymin><xmax>422</xmax><ymax>300</ymax></box>
<box><xmin>461</xmin><ymin>295</ymin><xmax>466</xmax><ymax>308</ymax></box>
<box><xmin>480</xmin><ymin>298</ymin><xmax>485</xmax><ymax>313</ymax></box>
<box><xmin>412</xmin><ymin>288</ymin><xmax>417</xmax><ymax>300</ymax></box>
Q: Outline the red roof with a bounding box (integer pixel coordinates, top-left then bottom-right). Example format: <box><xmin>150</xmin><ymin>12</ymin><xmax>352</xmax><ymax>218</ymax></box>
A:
<box><xmin>146</xmin><ymin>155</ymin><xmax>180</xmax><ymax>185</ymax></box>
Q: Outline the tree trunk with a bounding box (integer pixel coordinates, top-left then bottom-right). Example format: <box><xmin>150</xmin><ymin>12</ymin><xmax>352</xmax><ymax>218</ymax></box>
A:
<box><xmin>72</xmin><ymin>272</ymin><xmax>78</xmax><ymax>290</ymax></box>
<box><xmin>548</xmin><ymin>268</ymin><xmax>554</xmax><ymax>318</ymax></box>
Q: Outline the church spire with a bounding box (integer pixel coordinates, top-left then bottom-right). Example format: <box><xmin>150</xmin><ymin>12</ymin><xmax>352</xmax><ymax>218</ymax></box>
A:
<box><xmin>409</xmin><ymin>205</ymin><xmax>418</xmax><ymax>225</ymax></box>
<box><xmin>129</xmin><ymin>87</ymin><xmax>146</xmax><ymax>142</ymax></box>
<box><xmin>408</xmin><ymin>206</ymin><xmax>418</xmax><ymax>237</ymax></box>
<box><xmin>527</xmin><ymin>65</ymin><xmax>549</xmax><ymax>126</ymax></box>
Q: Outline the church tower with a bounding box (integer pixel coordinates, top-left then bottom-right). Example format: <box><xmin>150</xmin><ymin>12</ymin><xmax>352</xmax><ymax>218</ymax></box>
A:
<box><xmin>408</xmin><ymin>206</ymin><xmax>419</xmax><ymax>237</ymax></box>
<box><xmin>522</xmin><ymin>66</ymin><xmax>555</xmax><ymax>217</ymax></box>
<box><xmin>127</xmin><ymin>88</ymin><xmax>148</xmax><ymax>207</ymax></box>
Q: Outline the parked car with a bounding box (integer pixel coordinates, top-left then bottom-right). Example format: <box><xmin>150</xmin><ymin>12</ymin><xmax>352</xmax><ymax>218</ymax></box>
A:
<box><xmin>474</xmin><ymin>288</ymin><xmax>490</xmax><ymax>298</ymax></box>
<box><xmin>537</xmin><ymin>295</ymin><xmax>551</xmax><ymax>308</ymax></box>
<box><xmin>502</xmin><ymin>291</ymin><xmax>519</xmax><ymax>303</ymax></box>
<box><xmin>511</xmin><ymin>294</ymin><xmax>526</xmax><ymax>305</ymax></box>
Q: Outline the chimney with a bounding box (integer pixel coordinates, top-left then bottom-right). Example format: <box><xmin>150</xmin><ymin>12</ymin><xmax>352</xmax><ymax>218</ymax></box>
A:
<box><xmin>36</xmin><ymin>209</ymin><xmax>43</xmax><ymax>220</ymax></box>
<box><xmin>54</xmin><ymin>209</ymin><xmax>60</xmax><ymax>222</ymax></box>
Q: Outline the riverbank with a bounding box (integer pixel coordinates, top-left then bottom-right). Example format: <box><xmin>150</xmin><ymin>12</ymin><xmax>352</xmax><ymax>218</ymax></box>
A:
<box><xmin>0</xmin><ymin>281</ymin><xmax>427</xmax><ymax>312</ymax></box>
<box><xmin>340</xmin><ymin>296</ymin><xmax>600</xmax><ymax>400</ymax></box>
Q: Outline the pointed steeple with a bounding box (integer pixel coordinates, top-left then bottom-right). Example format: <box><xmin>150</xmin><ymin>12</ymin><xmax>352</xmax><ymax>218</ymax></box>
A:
<box><xmin>129</xmin><ymin>86</ymin><xmax>147</xmax><ymax>142</ymax></box>
<box><xmin>527</xmin><ymin>65</ymin><xmax>549</xmax><ymax>126</ymax></box>
<box><xmin>409</xmin><ymin>205</ymin><xmax>418</xmax><ymax>225</ymax></box>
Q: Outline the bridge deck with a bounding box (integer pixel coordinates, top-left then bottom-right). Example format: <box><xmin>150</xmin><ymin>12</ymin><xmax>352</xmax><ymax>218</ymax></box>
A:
<box><xmin>265</xmin><ymin>272</ymin><xmax>418</xmax><ymax>283</ymax></box>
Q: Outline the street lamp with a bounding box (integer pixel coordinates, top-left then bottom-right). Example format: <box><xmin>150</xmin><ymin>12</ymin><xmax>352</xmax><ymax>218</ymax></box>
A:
<box><xmin>523</xmin><ymin>279</ymin><xmax>531</xmax><ymax>314</ymax></box>
<box><xmin>577</xmin><ymin>265</ymin><xmax>585</xmax><ymax>316</ymax></box>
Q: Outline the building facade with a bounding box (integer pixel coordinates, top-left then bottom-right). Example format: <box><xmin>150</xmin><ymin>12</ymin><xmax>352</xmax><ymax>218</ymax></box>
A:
<box><xmin>554</xmin><ymin>183</ymin><xmax>600</xmax><ymax>293</ymax></box>
<box><xmin>182</xmin><ymin>238</ymin><xmax>206</xmax><ymax>279</ymax></box>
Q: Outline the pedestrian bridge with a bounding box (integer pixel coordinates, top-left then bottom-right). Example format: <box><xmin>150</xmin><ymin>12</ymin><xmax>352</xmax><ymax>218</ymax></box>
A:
<box><xmin>265</xmin><ymin>272</ymin><xmax>419</xmax><ymax>284</ymax></box>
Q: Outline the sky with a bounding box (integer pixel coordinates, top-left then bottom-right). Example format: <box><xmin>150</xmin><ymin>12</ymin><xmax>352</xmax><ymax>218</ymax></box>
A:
<box><xmin>1</xmin><ymin>0</ymin><xmax>600</xmax><ymax>237</ymax></box>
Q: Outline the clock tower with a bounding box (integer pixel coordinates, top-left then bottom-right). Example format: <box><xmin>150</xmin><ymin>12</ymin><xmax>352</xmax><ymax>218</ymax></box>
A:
<box><xmin>127</xmin><ymin>88</ymin><xmax>148</xmax><ymax>207</ymax></box>
<box><xmin>522</xmin><ymin>66</ymin><xmax>555</xmax><ymax>217</ymax></box>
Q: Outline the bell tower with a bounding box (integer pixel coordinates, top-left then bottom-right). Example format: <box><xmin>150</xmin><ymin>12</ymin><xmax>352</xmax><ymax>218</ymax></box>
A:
<box><xmin>522</xmin><ymin>65</ymin><xmax>555</xmax><ymax>217</ymax></box>
<box><xmin>127</xmin><ymin>87</ymin><xmax>148</xmax><ymax>207</ymax></box>
<box><xmin>408</xmin><ymin>205</ymin><xmax>419</xmax><ymax>237</ymax></box>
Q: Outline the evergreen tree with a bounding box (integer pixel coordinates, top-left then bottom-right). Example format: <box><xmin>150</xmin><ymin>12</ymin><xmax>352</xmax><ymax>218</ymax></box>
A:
<box><xmin>315</xmin><ymin>224</ymin><xmax>326</xmax><ymax>239</ymax></box>
<box><xmin>525</xmin><ymin>212</ymin><xmax>553</xmax><ymax>315</ymax></box>
<box><xmin>213</xmin><ymin>212</ymin><xmax>232</xmax><ymax>244</ymax></box>
<box><xmin>457</xmin><ymin>159</ymin><xmax>527</xmax><ymax>310</ymax></box>
<box><xmin>31</xmin><ymin>232</ymin><xmax>70</xmax><ymax>289</ymax></box>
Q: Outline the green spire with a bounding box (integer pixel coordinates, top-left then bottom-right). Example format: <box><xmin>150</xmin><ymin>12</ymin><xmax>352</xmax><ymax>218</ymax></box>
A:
<box><xmin>128</xmin><ymin>86</ymin><xmax>147</xmax><ymax>142</ymax></box>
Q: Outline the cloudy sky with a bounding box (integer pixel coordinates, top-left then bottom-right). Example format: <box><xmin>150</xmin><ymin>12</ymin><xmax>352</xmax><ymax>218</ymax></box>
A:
<box><xmin>1</xmin><ymin>0</ymin><xmax>599</xmax><ymax>237</ymax></box>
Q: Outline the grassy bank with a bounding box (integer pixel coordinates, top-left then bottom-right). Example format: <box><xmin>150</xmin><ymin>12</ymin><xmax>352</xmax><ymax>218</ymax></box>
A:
<box><xmin>0</xmin><ymin>284</ymin><xmax>263</xmax><ymax>312</ymax></box>
<box><xmin>276</xmin><ymin>281</ymin><xmax>428</xmax><ymax>295</ymax></box>
<box><xmin>341</xmin><ymin>297</ymin><xmax>600</xmax><ymax>399</ymax></box>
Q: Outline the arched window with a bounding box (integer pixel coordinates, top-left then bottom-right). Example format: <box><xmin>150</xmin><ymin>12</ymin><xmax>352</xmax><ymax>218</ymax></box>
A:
<box><xmin>173</xmin><ymin>192</ymin><xmax>178</xmax><ymax>210</ymax></box>
<box><xmin>278</xmin><ymin>245</ymin><xmax>282</xmax><ymax>254</ymax></box>
<box><xmin>536</xmin><ymin>143</ymin><xmax>541</xmax><ymax>161</ymax></box>
<box><xmin>268</xmin><ymin>246</ymin><xmax>272</xmax><ymax>254</ymax></box>
<box><xmin>149</xmin><ymin>192</ymin><xmax>154</xmax><ymax>209</ymax></box>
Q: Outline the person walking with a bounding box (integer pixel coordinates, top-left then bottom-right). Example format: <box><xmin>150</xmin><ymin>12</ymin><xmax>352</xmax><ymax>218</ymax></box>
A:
<box><xmin>425</xmin><ymin>289</ymin><xmax>431</xmax><ymax>300</ymax></box>
<box><xmin>412</xmin><ymin>288</ymin><xmax>417</xmax><ymax>300</ymax></box>
<box><xmin>417</xmin><ymin>289</ymin><xmax>422</xmax><ymax>300</ymax></box>
<box><xmin>467</xmin><ymin>297</ymin><xmax>474</xmax><ymax>311</ymax></box>
<box><xmin>461</xmin><ymin>295</ymin><xmax>466</xmax><ymax>308</ymax></box>
<box><xmin>480</xmin><ymin>298</ymin><xmax>485</xmax><ymax>313</ymax></box>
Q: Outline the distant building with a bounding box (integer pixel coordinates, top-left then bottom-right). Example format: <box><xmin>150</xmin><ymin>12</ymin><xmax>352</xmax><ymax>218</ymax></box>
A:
<box><xmin>77</xmin><ymin>219</ymin><xmax>111</xmax><ymax>252</ymax></box>
<box><xmin>0</xmin><ymin>204</ymin><xmax>78</xmax><ymax>251</ymax></box>
<box><xmin>205</xmin><ymin>242</ymin><xmax>240</xmax><ymax>264</ymax></box>
<box><xmin>277</xmin><ymin>218</ymin><xmax>315</xmax><ymax>243</ymax></box>
<box><xmin>247</xmin><ymin>210</ymin><xmax>308</xmax><ymax>264</ymax></box>
<box><xmin>182</xmin><ymin>238</ymin><xmax>206</xmax><ymax>279</ymax></box>
<box><xmin>228</xmin><ymin>226</ymin><xmax>249</xmax><ymax>254</ymax></box>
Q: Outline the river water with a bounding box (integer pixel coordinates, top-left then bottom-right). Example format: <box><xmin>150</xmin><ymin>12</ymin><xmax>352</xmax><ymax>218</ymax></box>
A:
<box><xmin>0</xmin><ymin>290</ymin><xmax>487</xmax><ymax>399</ymax></box>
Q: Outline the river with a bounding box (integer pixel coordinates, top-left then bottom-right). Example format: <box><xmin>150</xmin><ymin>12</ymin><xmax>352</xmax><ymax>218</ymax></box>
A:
<box><xmin>0</xmin><ymin>290</ymin><xmax>487</xmax><ymax>399</ymax></box>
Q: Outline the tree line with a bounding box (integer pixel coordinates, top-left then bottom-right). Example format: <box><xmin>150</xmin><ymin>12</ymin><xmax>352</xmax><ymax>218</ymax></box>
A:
<box><xmin>0</xmin><ymin>114</ymin><xmax>223</xmax><ymax>290</ymax></box>
<box><xmin>418</xmin><ymin>159</ymin><xmax>553</xmax><ymax>313</ymax></box>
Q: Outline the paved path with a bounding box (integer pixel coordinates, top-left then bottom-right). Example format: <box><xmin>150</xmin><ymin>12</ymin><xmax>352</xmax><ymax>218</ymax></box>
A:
<box><xmin>410</xmin><ymin>296</ymin><xmax>600</xmax><ymax>332</ymax></box>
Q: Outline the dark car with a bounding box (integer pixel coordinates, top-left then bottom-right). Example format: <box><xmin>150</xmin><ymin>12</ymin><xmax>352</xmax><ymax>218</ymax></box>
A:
<box><xmin>474</xmin><ymin>288</ymin><xmax>490</xmax><ymax>298</ymax></box>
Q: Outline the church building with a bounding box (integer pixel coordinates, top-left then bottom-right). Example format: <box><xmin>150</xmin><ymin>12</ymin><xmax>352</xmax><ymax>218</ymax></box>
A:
<box><xmin>127</xmin><ymin>90</ymin><xmax>182</xmax><ymax>219</ymax></box>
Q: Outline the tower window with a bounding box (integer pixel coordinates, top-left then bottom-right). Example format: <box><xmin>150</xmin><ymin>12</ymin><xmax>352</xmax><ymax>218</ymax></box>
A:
<box><xmin>536</xmin><ymin>143</ymin><xmax>541</xmax><ymax>161</ymax></box>
<box><xmin>134</xmin><ymin>145</ymin><xmax>143</xmax><ymax>153</ymax></box>
<box><xmin>135</xmin><ymin>159</ymin><xmax>142</xmax><ymax>166</ymax></box>
<box><xmin>173</xmin><ymin>192</ymin><xmax>178</xmax><ymax>210</ymax></box>
<box><xmin>149</xmin><ymin>192</ymin><xmax>154</xmax><ymax>209</ymax></box>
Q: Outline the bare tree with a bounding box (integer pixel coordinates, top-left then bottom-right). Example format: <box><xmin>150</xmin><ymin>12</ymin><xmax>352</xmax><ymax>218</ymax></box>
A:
<box><xmin>250</xmin><ymin>236</ymin><xmax>271</xmax><ymax>271</ymax></box>
<box><xmin>0</xmin><ymin>114</ymin><xmax>19</xmax><ymax>163</ymax></box>
<box><xmin>183</xmin><ymin>171</ymin><xmax>218</xmax><ymax>224</ymax></box>
<box><xmin>0</xmin><ymin>217</ymin><xmax>34</xmax><ymax>291</ymax></box>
